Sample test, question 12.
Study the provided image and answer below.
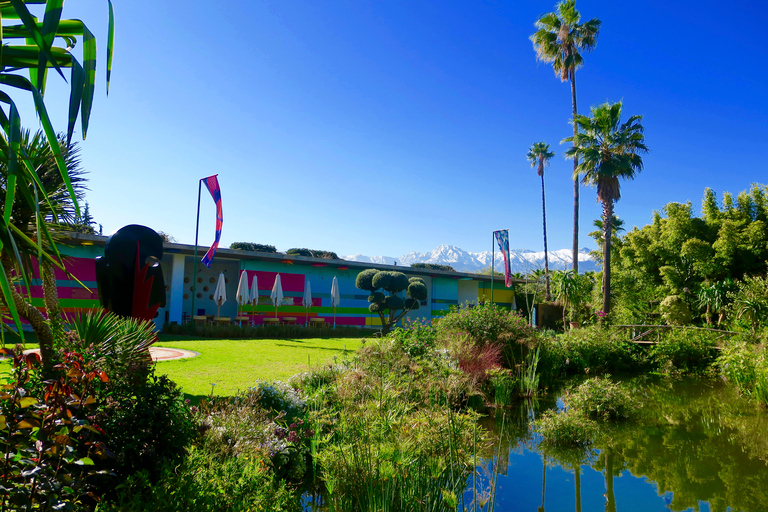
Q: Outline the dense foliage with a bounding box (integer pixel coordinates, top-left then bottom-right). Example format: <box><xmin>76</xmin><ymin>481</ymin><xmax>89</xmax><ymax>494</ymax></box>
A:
<box><xmin>609</xmin><ymin>184</ymin><xmax>768</xmax><ymax>326</ymax></box>
<box><xmin>285</xmin><ymin>248</ymin><xmax>339</xmax><ymax>259</ymax></box>
<box><xmin>229</xmin><ymin>242</ymin><xmax>278</xmax><ymax>253</ymax></box>
<box><xmin>410</xmin><ymin>263</ymin><xmax>455</xmax><ymax>272</ymax></box>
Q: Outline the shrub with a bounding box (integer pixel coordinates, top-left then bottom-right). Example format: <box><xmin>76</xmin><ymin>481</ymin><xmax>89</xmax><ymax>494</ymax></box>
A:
<box><xmin>0</xmin><ymin>349</ymin><xmax>112</xmax><ymax>511</ymax></box>
<box><xmin>650</xmin><ymin>328</ymin><xmax>719</xmax><ymax>375</ymax></box>
<box><xmin>388</xmin><ymin>321</ymin><xmax>437</xmax><ymax>358</ymax></box>
<box><xmin>535</xmin><ymin>408</ymin><xmax>599</xmax><ymax>448</ymax></box>
<box><xmin>563</xmin><ymin>377</ymin><xmax>636</xmax><ymax>421</ymax></box>
<box><xmin>229</xmin><ymin>242</ymin><xmax>278</xmax><ymax>253</ymax></box>
<box><xmin>659</xmin><ymin>295</ymin><xmax>692</xmax><ymax>325</ymax></box>
<box><xmin>547</xmin><ymin>326</ymin><xmax>642</xmax><ymax>377</ymax></box>
<box><xmin>95</xmin><ymin>368</ymin><xmax>196</xmax><ymax>480</ymax></box>
<box><xmin>64</xmin><ymin>310</ymin><xmax>157</xmax><ymax>385</ymax></box>
<box><xmin>436</xmin><ymin>302</ymin><xmax>537</xmax><ymax>368</ymax></box>
<box><xmin>717</xmin><ymin>340</ymin><xmax>768</xmax><ymax>406</ymax></box>
<box><xmin>286</xmin><ymin>248</ymin><xmax>339</xmax><ymax>259</ymax></box>
<box><xmin>253</xmin><ymin>381</ymin><xmax>307</xmax><ymax>424</ymax></box>
<box><xmin>410</xmin><ymin>263</ymin><xmax>455</xmax><ymax>272</ymax></box>
<box><xmin>97</xmin><ymin>445</ymin><xmax>300</xmax><ymax>512</ymax></box>
<box><xmin>196</xmin><ymin>389</ymin><xmax>312</xmax><ymax>482</ymax></box>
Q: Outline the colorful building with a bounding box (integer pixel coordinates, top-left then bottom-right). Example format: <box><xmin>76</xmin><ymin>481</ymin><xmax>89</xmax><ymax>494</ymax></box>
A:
<box><xmin>16</xmin><ymin>232</ymin><xmax>521</xmax><ymax>330</ymax></box>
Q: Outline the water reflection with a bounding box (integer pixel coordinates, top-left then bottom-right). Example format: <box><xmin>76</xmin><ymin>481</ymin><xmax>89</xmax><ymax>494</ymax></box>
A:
<box><xmin>487</xmin><ymin>377</ymin><xmax>768</xmax><ymax>512</ymax></box>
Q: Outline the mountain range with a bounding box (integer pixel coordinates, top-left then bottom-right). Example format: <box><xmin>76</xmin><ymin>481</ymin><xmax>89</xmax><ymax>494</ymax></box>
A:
<box><xmin>343</xmin><ymin>244</ymin><xmax>598</xmax><ymax>274</ymax></box>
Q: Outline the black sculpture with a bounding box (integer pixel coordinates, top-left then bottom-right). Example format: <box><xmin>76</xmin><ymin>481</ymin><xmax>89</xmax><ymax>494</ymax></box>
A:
<box><xmin>95</xmin><ymin>224</ymin><xmax>166</xmax><ymax>321</ymax></box>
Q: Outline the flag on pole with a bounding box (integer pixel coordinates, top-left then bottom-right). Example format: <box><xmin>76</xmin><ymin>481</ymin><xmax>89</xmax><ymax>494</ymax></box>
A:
<box><xmin>493</xmin><ymin>229</ymin><xmax>512</xmax><ymax>288</ymax></box>
<box><xmin>201</xmin><ymin>175</ymin><xmax>223</xmax><ymax>267</ymax></box>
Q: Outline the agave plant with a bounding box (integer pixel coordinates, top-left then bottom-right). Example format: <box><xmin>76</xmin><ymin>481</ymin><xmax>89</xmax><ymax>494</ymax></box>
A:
<box><xmin>65</xmin><ymin>311</ymin><xmax>156</xmax><ymax>383</ymax></box>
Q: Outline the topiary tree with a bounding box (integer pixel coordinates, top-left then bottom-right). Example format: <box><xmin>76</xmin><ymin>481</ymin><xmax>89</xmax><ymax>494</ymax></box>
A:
<box><xmin>355</xmin><ymin>269</ymin><xmax>428</xmax><ymax>335</ymax></box>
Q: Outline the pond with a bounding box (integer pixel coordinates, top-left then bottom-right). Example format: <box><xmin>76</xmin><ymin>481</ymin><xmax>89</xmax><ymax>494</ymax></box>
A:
<box><xmin>476</xmin><ymin>377</ymin><xmax>768</xmax><ymax>512</ymax></box>
<box><xmin>302</xmin><ymin>377</ymin><xmax>768</xmax><ymax>511</ymax></box>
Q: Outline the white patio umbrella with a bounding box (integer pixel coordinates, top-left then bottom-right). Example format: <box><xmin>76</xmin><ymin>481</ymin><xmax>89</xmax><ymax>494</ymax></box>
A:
<box><xmin>303</xmin><ymin>280</ymin><xmax>312</xmax><ymax>326</ymax></box>
<box><xmin>235</xmin><ymin>271</ymin><xmax>250</xmax><ymax>325</ymax></box>
<box><xmin>270</xmin><ymin>274</ymin><xmax>284</xmax><ymax>318</ymax></box>
<box><xmin>214</xmin><ymin>272</ymin><xmax>227</xmax><ymax>317</ymax></box>
<box><xmin>249</xmin><ymin>275</ymin><xmax>259</xmax><ymax>310</ymax></box>
<box><xmin>330</xmin><ymin>276</ymin><xmax>340</xmax><ymax>329</ymax></box>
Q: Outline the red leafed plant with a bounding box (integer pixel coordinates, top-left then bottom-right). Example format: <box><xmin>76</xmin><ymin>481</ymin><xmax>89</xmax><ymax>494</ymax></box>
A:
<box><xmin>455</xmin><ymin>341</ymin><xmax>503</xmax><ymax>385</ymax></box>
<box><xmin>0</xmin><ymin>347</ymin><xmax>113</xmax><ymax>511</ymax></box>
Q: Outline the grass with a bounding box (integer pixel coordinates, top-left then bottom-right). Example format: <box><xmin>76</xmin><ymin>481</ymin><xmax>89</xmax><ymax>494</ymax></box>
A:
<box><xmin>154</xmin><ymin>334</ymin><xmax>366</xmax><ymax>398</ymax></box>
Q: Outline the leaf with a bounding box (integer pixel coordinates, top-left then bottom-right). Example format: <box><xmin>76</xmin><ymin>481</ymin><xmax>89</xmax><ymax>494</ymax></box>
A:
<box><xmin>17</xmin><ymin>418</ymin><xmax>41</xmax><ymax>429</ymax></box>
<box><xmin>74</xmin><ymin>457</ymin><xmax>94</xmax><ymax>465</ymax></box>
<box><xmin>18</xmin><ymin>396</ymin><xmax>37</xmax><ymax>408</ymax></box>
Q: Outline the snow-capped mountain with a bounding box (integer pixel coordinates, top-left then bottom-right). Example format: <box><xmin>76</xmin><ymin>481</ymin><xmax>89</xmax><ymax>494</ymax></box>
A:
<box><xmin>342</xmin><ymin>244</ymin><xmax>598</xmax><ymax>273</ymax></box>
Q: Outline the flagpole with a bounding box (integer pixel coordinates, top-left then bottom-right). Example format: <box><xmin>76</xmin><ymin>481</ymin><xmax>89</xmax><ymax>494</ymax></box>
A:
<box><xmin>491</xmin><ymin>231</ymin><xmax>495</xmax><ymax>304</ymax></box>
<box><xmin>191</xmin><ymin>179</ymin><xmax>202</xmax><ymax>323</ymax></box>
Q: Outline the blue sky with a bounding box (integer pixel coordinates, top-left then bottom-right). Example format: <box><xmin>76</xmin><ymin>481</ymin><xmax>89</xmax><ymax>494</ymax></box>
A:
<box><xmin>22</xmin><ymin>1</ymin><xmax>768</xmax><ymax>257</ymax></box>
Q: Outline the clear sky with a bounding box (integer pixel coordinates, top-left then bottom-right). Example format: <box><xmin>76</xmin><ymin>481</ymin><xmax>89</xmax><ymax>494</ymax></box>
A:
<box><xmin>21</xmin><ymin>0</ymin><xmax>768</xmax><ymax>258</ymax></box>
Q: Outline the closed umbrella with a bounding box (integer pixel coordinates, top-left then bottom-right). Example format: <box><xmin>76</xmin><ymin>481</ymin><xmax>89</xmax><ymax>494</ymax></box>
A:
<box><xmin>330</xmin><ymin>276</ymin><xmax>340</xmax><ymax>329</ymax></box>
<box><xmin>214</xmin><ymin>272</ymin><xmax>227</xmax><ymax>317</ymax></box>
<box><xmin>235</xmin><ymin>271</ymin><xmax>250</xmax><ymax>325</ymax></box>
<box><xmin>270</xmin><ymin>274</ymin><xmax>284</xmax><ymax>318</ymax></box>
<box><xmin>303</xmin><ymin>280</ymin><xmax>312</xmax><ymax>326</ymax></box>
<box><xmin>249</xmin><ymin>275</ymin><xmax>259</xmax><ymax>321</ymax></box>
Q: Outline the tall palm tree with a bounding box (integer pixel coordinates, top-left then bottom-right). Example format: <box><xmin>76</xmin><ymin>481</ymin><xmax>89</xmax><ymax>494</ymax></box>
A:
<box><xmin>531</xmin><ymin>0</ymin><xmax>600</xmax><ymax>274</ymax></box>
<box><xmin>564</xmin><ymin>102</ymin><xmax>647</xmax><ymax>316</ymax></box>
<box><xmin>527</xmin><ymin>142</ymin><xmax>555</xmax><ymax>301</ymax></box>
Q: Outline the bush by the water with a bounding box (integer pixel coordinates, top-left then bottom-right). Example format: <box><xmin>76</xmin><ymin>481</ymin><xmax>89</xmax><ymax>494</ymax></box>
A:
<box><xmin>535</xmin><ymin>408</ymin><xmax>599</xmax><ymax>448</ymax></box>
<box><xmin>436</xmin><ymin>302</ymin><xmax>538</xmax><ymax>368</ymax></box>
<box><xmin>717</xmin><ymin>338</ymin><xmax>768</xmax><ymax>406</ymax></box>
<box><xmin>650</xmin><ymin>328</ymin><xmax>720</xmax><ymax>375</ymax></box>
<box><xmin>543</xmin><ymin>326</ymin><xmax>642</xmax><ymax>378</ymax></box>
<box><xmin>563</xmin><ymin>377</ymin><xmax>637</xmax><ymax>421</ymax></box>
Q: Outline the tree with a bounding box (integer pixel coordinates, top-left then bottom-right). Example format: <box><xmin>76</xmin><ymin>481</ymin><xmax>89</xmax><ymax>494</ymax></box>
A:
<box><xmin>564</xmin><ymin>102</ymin><xmax>648</xmax><ymax>316</ymax></box>
<box><xmin>1</xmin><ymin>130</ymin><xmax>88</xmax><ymax>371</ymax></box>
<box><xmin>0</xmin><ymin>1</ymin><xmax>114</xmax><ymax>350</ymax></box>
<box><xmin>531</xmin><ymin>0</ymin><xmax>600</xmax><ymax>273</ymax></box>
<box><xmin>355</xmin><ymin>269</ymin><xmax>428</xmax><ymax>335</ymax></box>
<box><xmin>527</xmin><ymin>142</ymin><xmax>555</xmax><ymax>301</ymax></box>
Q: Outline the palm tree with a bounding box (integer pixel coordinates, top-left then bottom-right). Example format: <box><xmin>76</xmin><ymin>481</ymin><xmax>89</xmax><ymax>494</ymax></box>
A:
<box><xmin>564</xmin><ymin>102</ymin><xmax>648</xmax><ymax>316</ymax></box>
<box><xmin>531</xmin><ymin>0</ymin><xmax>600</xmax><ymax>274</ymax></box>
<box><xmin>1</xmin><ymin>130</ymin><xmax>87</xmax><ymax>372</ymax></box>
<box><xmin>527</xmin><ymin>142</ymin><xmax>555</xmax><ymax>301</ymax></box>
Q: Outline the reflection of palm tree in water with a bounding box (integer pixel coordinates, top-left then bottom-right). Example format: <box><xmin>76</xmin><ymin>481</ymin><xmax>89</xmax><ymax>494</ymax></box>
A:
<box><xmin>538</xmin><ymin>455</ymin><xmax>546</xmax><ymax>512</ymax></box>
<box><xmin>604</xmin><ymin>448</ymin><xmax>616</xmax><ymax>512</ymax></box>
<box><xmin>575</xmin><ymin>465</ymin><xmax>582</xmax><ymax>512</ymax></box>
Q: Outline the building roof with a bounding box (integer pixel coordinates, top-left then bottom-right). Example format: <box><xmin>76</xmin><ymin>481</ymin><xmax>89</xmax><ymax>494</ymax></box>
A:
<box><xmin>62</xmin><ymin>231</ymin><xmax>524</xmax><ymax>284</ymax></box>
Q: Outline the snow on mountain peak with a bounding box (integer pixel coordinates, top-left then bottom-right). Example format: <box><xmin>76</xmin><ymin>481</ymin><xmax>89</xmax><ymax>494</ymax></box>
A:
<box><xmin>342</xmin><ymin>245</ymin><xmax>598</xmax><ymax>273</ymax></box>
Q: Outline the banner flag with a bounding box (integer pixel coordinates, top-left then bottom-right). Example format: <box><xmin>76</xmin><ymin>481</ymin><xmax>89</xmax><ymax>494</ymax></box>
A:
<box><xmin>201</xmin><ymin>175</ymin><xmax>223</xmax><ymax>267</ymax></box>
<box><xmin>493</xmin><ymin>229</ymin><xmax>512</xmax><ymax>288</ymax></box>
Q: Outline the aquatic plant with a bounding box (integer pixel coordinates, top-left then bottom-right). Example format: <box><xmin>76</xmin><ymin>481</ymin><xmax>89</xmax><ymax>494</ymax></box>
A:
<box><xmin>563</xmin><ymin>377</ymin><xmax>636</xmax><ymax>421</ymax></box>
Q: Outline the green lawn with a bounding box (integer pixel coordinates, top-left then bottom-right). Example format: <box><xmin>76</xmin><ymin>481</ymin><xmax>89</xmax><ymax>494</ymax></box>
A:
<box><xmin>154</xmin><ymin>334</ymin><xmax>366</xmax><ymax>399</ymax></box>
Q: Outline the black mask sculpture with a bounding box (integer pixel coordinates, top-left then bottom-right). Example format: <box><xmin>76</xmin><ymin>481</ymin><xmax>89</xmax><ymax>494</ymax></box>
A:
<box><xmin>95</xmin><ymin>225</ymin><xmax>166</xmax><ymax>320</ymax></box>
